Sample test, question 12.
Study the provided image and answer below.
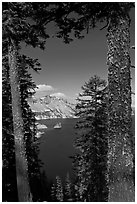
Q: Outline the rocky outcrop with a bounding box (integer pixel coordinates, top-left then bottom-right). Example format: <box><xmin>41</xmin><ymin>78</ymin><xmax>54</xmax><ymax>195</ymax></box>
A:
<box><xmin>28</xmin><ymin>95</ymin><xmax>76</xmax><ymax>119</ymax></box>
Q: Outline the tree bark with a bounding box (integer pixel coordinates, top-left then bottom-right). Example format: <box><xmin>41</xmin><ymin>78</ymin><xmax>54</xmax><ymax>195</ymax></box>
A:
<box><xmin>107</xmin><ymin>16</ymin><xmax>134</xmax><ymax>201</ymax></box>
<box><xmin>8</xmin><ymin>38</ymin><xmax>32</xmax><ymax>201</ymax></box>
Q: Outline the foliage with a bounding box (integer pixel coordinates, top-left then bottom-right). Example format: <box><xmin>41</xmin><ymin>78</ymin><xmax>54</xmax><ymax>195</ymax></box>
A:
<box><xmin>55</xmin><ymin>176</ymin><xmax>64</xmax><ymax>201</ymax></box>
<box><xmin>54</xmin><ymin>3</ymin><xmax>134</xmax><ymax>43</ymax></box>
<box><xmin>51</xmin><ymin>176</ymin><xmax>64</xmax><ymax>201</ymax></box>
<box><xmin>2</xmin><ymin>59</ymin><xmax>18</xmax><ymax>202</ymax></box>
<box><xmin>72</xmin><ymin>75</ymin><xmax>108</xmax><ymax>201</ymax></box>
<box><xmin>50</xmin><ymin>173</ymin><xmax>76</xmax><ymax>202</ymax></box>
<box><xmin>53</xmin><ymin>3</ymin><xmax>134</xmax><ymax>200</ymax></box>
<box><xmin>51</xmin><ymin>183</ymin><xmax>57</xmax><ymax>201</ymax></box>
<box><xmin>2</xmin><ymin>43</ymin><xmax>44</xmax><ymax>201</ymax></box>
<box><xmin>2</xmin><ymin>2</ymin><xmax>47</xmax><ymax>49</ymax></box>
<box><xmin>64</xmin><ymin>173</ymin><xmax>73</xmax><ymax>201</ymax></box>
<box><xmin>18</xmin><ymin>55</ymin><xmax>44</xmax><ymax>201</ymax></box>
<box><xmin>2</xmin><ymin>2</ymin><xmax>51</xmax><ymax>201</ymax></box>
<box><xmin>2</xmin><ymin>2</ymin><xmax>134</xmax><ymax>201</ymax></box>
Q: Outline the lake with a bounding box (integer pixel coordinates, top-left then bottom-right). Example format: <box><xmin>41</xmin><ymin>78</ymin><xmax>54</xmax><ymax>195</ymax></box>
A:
<box><xmin>38</xmin><ymin>116</ymin><xmax>135</xmax><ymax>183</ymax></box>
<box><xmin>38</xmin><ymin>118</ymin><xmax>78</xmax><ymax>182</ymax></box>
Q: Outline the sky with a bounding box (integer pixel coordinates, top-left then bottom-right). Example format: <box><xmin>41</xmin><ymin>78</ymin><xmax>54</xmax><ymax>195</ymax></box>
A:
<box><xmin>21</xmin><ymin>6</ymin><xmax>135</xmax><ymax>105</ymax></box>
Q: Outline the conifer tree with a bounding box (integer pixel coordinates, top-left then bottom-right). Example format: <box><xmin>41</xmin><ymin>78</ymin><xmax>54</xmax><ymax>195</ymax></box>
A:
<box><xmin>18</xmin><ymin>55</ymin><xmax>43</xmax><ymax>201</ymax></box>
<box><xmin>3</xmin><ymin>4</ymin><xmax>75</xmax><ymax>200</ymax></box>
<box><xmin>55</xmin><ymin>176</ymin><xmax>64</xmax><ymax>202</ymax></box>
<box><xmin>55</xmin><ymin>3</ymin><xmax>135</xmax><ymax>200</ymax></box>
<box><xmin>3</xmin><ymin>3</ymin><xmax>44</xmax><ymax>200</ymax></box>
<box><xmin>2</xmin><ymin>2</ymin><xmax>55</xmax><ymax>200</ymax></box>
<box><xmin>51</xmin><ymin>183</ymin><xmax>57</xmax><ymax>202</ymax></box>
<box><xmin>2</xmin><ymin>58</ymin><xmax>18</xmax><ymax>202</ymax></box>
<box><xmin>2</xmin><ymin>50</ymin><xmax>43</xmax><ymax>201</ymax></box>
<box><xmin>3</xmin><ymin>21</ymin><xmax>43</xmax><ymax>201</ymax></box>
<box><xmin>73</xmin><ymin>75</ymin><xmax>108</xmax><ymax>201</ymax></box>
<box><xmin>31</xmin><ymin>4</ymin><xmax>135</xmax><ymax>199</ymax></box>
<box><xmin>131</xmin><ymin>46</ymin><xmax>135</xmax><ymax>185</ymax></box>
<box><xmin>64</xmin><ymin>173</ymin><xmax>73</xmax><ymax>201</ymax></box>
<box><xmin>3</xmin><ymin>2</ymin><xmax>135</xmax><ymax>201</ymax></box>
<box><xmin>51</xmin><ymin>176</ymin><xmax>64</xmax><ymax>201</ymax></box>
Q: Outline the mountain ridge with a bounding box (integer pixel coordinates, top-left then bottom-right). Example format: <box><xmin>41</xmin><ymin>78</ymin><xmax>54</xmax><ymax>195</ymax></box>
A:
<box><xmin>28</xmin><ymin>94</ymin><xmax>76</xmax><ymax>120</ymax></box>
<box><xmin>28</xmin><ymin>93</ymin><xmax>135</xmax><ymax>120</ymax></box>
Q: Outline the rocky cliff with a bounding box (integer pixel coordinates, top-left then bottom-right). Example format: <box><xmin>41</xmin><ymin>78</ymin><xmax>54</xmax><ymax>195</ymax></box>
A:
<box><xmin>28</xmin><ymin>95</ymin><xmax>76</xmax><ymax>120</ymax></box>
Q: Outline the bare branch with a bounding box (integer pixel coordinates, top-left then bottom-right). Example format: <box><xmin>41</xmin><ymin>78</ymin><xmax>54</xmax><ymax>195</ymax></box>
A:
<box><xmin>100</xmin><ymin>19</ymin><xmax>109</xmax><ymax>30</ymax></box>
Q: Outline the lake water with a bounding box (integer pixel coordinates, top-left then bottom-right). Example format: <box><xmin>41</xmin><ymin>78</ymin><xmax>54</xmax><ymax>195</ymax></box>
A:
<box><xmin>38</xmin><ymin>118</ymin><xmax>78</xmax><ymax>182</ymax></box>
<box><xmin>38</xmin><ymin>116</ymin><xmax>135</xmax><ymax>183</ymax></box>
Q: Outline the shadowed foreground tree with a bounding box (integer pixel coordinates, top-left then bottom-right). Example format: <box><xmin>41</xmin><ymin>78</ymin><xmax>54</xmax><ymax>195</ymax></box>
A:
<box><xmin>2</xmin><ymin>43</ymin><xmax>44</xmax><ymax>201</ymax></box>
<box><xmin>18</xmin><ymin>55</ymin><xmax>44</xmax><ymax>201</ymax></box>
<box><xmin>3</xmin><ymin>2</ymin><xmax>45</xmax><ymax>200</ymax></box>
<box><xmin>2</xmin><ymin>2</ymin><xmax>68</xmax><ymax>201</ymax></box>
<box><xmin>106</xmin><ymin>12</ymin><xmax>134</xmax><ymax>201</ymax></box>
<box><xmin>2</xmin><ymin>57</ymin><xmax>18</xmax><ymax>202</ymax></box>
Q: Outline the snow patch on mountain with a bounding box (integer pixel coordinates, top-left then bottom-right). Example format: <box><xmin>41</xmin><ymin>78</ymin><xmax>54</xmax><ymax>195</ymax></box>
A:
<box><xmin>28</xmin><ymin>94</ymin><xmax>76</xmax><ymax>119</ymax></box>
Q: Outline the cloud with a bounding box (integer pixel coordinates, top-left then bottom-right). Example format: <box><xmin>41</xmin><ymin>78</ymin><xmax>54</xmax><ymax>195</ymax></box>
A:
<box><xmin>35</xmin><ymin>85</ymin><xmax>67</xmax><ymax>99</ymax></box>
<box><xmin>50</xmin><ymin>92</ymin><xmax>66</xmax><ymax>98</ymax></box>
<box><xmin>34</xmin><ymin>84</ymin><xmax>74</xmax><ymax>103</ymax></box>
<box><xmin>35</xmin><ymin>84</ymin><xmax>55</xmax><ymax>98</ymax></box>
<box><xmin>36</xmin><ymin>84</ymin><xmax>54</xmax><ymax>92</ymax></box>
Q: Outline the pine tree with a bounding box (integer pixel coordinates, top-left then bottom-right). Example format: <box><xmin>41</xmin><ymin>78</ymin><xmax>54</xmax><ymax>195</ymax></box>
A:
<box><xmin>3</xmin><ymin>3</ymin><xmax>42</xmax><ymax>200</ymax></box>
<box><xmin>106</xmin><ymin>14</ymin><xmax>134</xmax><ymax>201</ymax></box>
<box><xmin>2</xmin><ymin>3</ymin><xmax>71</xmax><ymax>200</ymax></box>
<box><xmin>2</xmin><ymin>50</ymin><xmax>43</xmax><ymax>201</ymax></box>
<box><xmin>55</xmin><ymin>3</ymin><xmax>135</xmax><ymax>201</ymax></box>
<box><xmin>2</xmin><ymin>2</ymin><xmax>50</xmax><ymax>201</ymax></box>
<box><xmin>3</xmin><ymin>2</ymin><xmax>135</xmax><ymax>201</ymax></box>
<box><xmin>3</xmin><ymin>19</ymin><xmax>43</xmax><ymax>200</ymax></box>
<box><xmin>51</xmin><ymin>183</ymin><xmax>57</xmax><ymax>201</ymax></box>
<box><xmin>33</xmin><ymin>4</ymin><xmax>135</xmax><ymax>199</ymax></box>
<box><xmin>64</xmin><ymin>173</ymin><xmax>73</xmax><ymax>201</ymax></box>
<box><xmin>130</xmin><ymin>46</ymin><xmax>135</xmax><ymax>185</ymax></box>
<box><xmin>73</xmin><ymin>75</ymin><xmax>108</xmax><ymax>201</ymax></box>
<box><xmin>55</xmin><ymin>176</ymin><xmax>64</xmax><ymax>202</ymax></box>
<box><xmin>2</xmin><ymin>58</ymin><xmax>18</xmax><ymax>202</ymax></box>
<box><xmin>18</xmin><ymin>55</ymin><xmax>43</xmax><ymax>201</ymax></box>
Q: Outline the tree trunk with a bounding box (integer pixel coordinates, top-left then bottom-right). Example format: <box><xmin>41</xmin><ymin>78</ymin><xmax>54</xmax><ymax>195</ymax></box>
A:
<box><xmin>8</xmin><ymin>38</ymin><xmax>32</xmax><ymax>201</ymax></box>
<box><xmin>107</xmin><ymin>17</ymin><xmax>134</xmax><ymax>201</ymax></box>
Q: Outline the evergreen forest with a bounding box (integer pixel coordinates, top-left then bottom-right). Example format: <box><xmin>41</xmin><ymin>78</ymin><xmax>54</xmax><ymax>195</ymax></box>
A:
<box><xmin>2</xmin><ymin>2</ymin><xmax>135</xmax><ymax>202</ymax></box>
